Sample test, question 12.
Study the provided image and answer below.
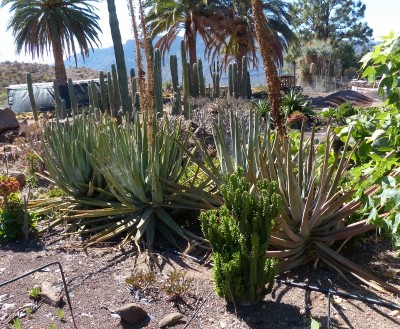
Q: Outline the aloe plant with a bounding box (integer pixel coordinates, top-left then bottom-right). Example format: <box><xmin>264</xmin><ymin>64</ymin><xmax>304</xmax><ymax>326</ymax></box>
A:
<box><xmin>191</xmin><ymin>110</ymin><xmax>400</xmax><ymax>294</ymax></box>
<box><xmin>33</xmin><ymin>112</ymin><xmax>217</xmax><ymax>250</ymax></box>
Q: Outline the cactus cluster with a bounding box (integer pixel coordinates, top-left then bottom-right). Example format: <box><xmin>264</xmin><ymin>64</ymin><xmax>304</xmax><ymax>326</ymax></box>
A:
<box><xmin>228</xmin><ymin>56</ymin><xmax>249</xmax><ymax>99</ymax></box>
<box><xmin>26</xmin><ymin>38</ymin><xmax>210</xmax><ymax>121</ymax></box>
<box><xmin>26</xmin><ymin>73</ymin><xmax>38</xmax><ymax>121</ymax></box>
<box><xmin>200</xmin><ymin>168</ymin><xmax>279</xmax><ymax>304</ymax></box>
<box><xmin>210</xmin><ymin>59</ymin><xmax>222</xmax><ymax>98</ymax></box>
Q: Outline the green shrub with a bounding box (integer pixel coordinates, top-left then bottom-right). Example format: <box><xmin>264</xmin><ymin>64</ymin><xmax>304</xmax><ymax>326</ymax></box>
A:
<box><xmin>200</xmin><ymin>169</ymin><xmax>278</xmax><ymax>304</ymax></box>
<box><xmin>336</xmin><ymin>102</ymin><xmax>357</xmax><ymax>119</ymax></box>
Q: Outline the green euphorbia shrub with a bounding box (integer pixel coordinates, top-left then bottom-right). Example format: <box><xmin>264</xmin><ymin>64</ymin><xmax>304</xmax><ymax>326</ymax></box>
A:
<box><xmin>200</xmin><ymin>169</ymin><xmax>279</xmax><ymax>304</ymax></box>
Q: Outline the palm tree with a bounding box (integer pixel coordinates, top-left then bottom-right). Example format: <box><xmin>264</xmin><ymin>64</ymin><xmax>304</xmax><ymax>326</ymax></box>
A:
<box><xmin>145</xmin><ymin>0</ymin><xmax>216</xmax><ymax>72</ymax></box>
<box><xmin>206</xmin><ymin>0</ymin><xmax>296</xmax><ymax>78</ymax></box>
<box><xmin>251</xmin><ymin>0</ymin><xmax>285</xmax><ymax>140</ymax></box>
<box><xmin>1</xmin><ymin>0</ymin><xmax>102</xmax><ymax>85</ymax></box>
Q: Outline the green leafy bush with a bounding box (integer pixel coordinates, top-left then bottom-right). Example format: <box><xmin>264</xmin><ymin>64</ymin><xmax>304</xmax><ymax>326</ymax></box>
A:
<box><xmin>338</xmin><ymin>106</ymin><xmax>400</xmax><ymax>246</ymax></box>
<box><xmin>336</xmin><ymin>102</ymin><xmax>357</xmax><ymax>119</ymax></box>
<box><xmin>361</xmin><ymin>31</ymin><xmax>400</xmax><ymax>107</ymax></box>
<box><xmin>200</xmin><ymin>169</ymin><xmax>278</xmax><ymax>304</ymax></box>
<box><xmin>320</xmin><ymin>103</ymin><xmax>357</xmax><ymax>123</ymax></box>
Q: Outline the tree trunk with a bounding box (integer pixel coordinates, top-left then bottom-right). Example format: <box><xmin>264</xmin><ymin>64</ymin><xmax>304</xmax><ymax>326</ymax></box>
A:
<box><xmin>236</xmin><ymin>24</ymin><xmax>249</xmax><ymax>85</ymax></box>
<box><xmin>52</xmin><ymin>36</ymin><xmax>67</xmax><ymax>86</ymax></box>
<box><xmin>185</xmin><ymin>19</ymin><xmax>197</xmax><ymax>87</ymax></box>
<box><xmin>251</xmin><ymin>0</ymin><xmax>285</xmax><ymax>140</ymax></box>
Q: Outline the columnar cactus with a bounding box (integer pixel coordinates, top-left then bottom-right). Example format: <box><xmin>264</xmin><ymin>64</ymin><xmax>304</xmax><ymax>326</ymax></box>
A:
<box><xmin>171</xmin><ymin>87</ymin><xmax>182</xmax><ymax>115</ymax></box>
<box><xmin>200</xmin><ymin>169</ymin><xmax>278</xmax><ymax>305</ymax></box>
<box><xmin>111</xmin><ymin>64</ymin><xmax>121</xmax><ymax>114</ymax></box>
<box><xmin>53</xmin><ymin>79</ymin><xmax>63</xmax><ymax>118</ymax></box>
<box><xmin>241</xmin><ymin>56</ymin><xmax>248</xmax><ymax>99</ymax></box>
<box><xmin>210</xmin><ymin>60</ymin><xmax>222</xmax><ymax>98</ymax></box>
<box><xmin>99</xmin><ymin>71</ymin><xmax>109</xmax><ymax>111</ymax></box>
<box><xmin>180</xmin><ymin>40</ymin><xmax>190</xmax><ymax>119</ymax></box>
<box><xmin>233</xmin><ymin>62</ymin><xmax>239</xmax><ymax>98</ymax></box>
<box><xmin>106</xmin><ymin>0</ymin><xmax>131</xmax><ymax>114</ymax></box>
<box><xmin>170</xmin><ymin>54</ymin><xmax>179</xmax><ymax>92</ymax></box>
<box><xmin>89</xmin><ymin>80</ymin><xmax>99</xmax><ymax>110</ymax></box>
<box><xmin>60</xmin><ymin>99</ymin><xmax>67</xmax><ymax>119</ymax></box>
<box><xmin>228</xmin><ymin>63</ymin><xmax>234</xmax><ymax>98</ymax></box>
<box><xmin>154</xmin><ymin>48</ymin><xmax>163</xmax><ymax>116</ymax></box>
<box><xmin>130</xmin><ymin>68</ymin><xmax>137</xmax><ymax>98</ymax></box>
<box><xmin>67</xmin><ymin>78</ymin><xmax>78</xmax><ymax>116</ymax></box>
<box><xmin>192</xmin><ymin>63</ymin><xmax>199</xmax><ymax>98</ymax></box>
<box><xmin>26</xmin><ymin>73</ymin><xmax>38</xmax><ymax>121</ymax></box>
<box><xmin>197</xmin><ymin>58</ymin><xmax>205</xmax><ymax>97</ymax></box>
<box><xmin>107</xmin><ymin>71</ymin><xmax>115</xmax><ymax>113</ymax></box>
<box><xmin>133</xmin><ymin>91</ymin><xmax>140</xmax><ymax>112</ymax></box>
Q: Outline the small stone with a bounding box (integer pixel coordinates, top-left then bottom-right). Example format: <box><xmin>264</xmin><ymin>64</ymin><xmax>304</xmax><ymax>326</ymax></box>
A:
<box><xmin>159</xmin><ymin>312</ymin><xmax>184</xmax><ymax>328</ymax></box>
<box><xmin>41</xmin><ymin>281</ymin><xmax>62</xmax><ymax>307</ymax></box>
<box><xmin>114</xmin><ymin>303</ymin><xmax>147</xmax><ymax>324</ymax></box>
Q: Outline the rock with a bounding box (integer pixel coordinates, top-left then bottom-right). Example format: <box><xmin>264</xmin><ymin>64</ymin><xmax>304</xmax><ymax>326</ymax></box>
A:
<box><xmin>41</xmin><ymin>281</ymin><xmax>62</xmax><ymax>307</ymax></box>
<box><xmin>114</xmin><ymin>303</ymin><xmax>147</xmax><ymax>324</ymax></box>
<box><xmin>0</xmin><ymin>108</ymin><xmax>19</xmax><ymax>133</ymax></box>
<box><xmin>159</xmin><ymin>312</ymin><xmax>184</xmax><ymax>328</ymax></box>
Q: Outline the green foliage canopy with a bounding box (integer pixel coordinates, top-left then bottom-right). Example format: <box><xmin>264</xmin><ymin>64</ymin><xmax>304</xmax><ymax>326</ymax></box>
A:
<box><xmin>1</xmin><ymin>0</ymin><xmax>102</xmax><ymax>84</ymax></box>
<box><xmin>289</xmin><ymin>0</ymin><xmax>372</xmax><ymax>46</ymax></box>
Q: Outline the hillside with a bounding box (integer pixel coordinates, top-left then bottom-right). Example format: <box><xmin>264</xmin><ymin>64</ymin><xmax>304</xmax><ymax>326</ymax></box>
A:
<box><xmin>0</xmin><ymin>61</ymin><xmax>100</xmax><ymax>107</ymax></box>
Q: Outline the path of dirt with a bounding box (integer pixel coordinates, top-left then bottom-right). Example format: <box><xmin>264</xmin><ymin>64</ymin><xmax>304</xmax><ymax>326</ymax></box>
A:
<box><xmin>1</xmin><ymin>234</ymin><xmax>400</xmax><ymax>329</ymax></box>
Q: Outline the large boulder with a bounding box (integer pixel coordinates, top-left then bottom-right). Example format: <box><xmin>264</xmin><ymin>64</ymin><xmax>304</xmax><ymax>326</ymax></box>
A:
<box><xmin>0</xmin><ymin>108</ymin><xmax>19</xmax><ymax>133</ymax></box>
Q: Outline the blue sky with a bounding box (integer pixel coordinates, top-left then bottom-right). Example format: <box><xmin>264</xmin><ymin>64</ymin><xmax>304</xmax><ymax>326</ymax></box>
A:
<box><xmin>0</xmin><ymin>0</ymin><xmax>399</xmax><ymax>64</ymax></box>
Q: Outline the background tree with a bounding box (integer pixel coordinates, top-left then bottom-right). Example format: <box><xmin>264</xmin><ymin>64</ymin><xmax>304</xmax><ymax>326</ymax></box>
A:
<box><xmin>145</xmin><ymin>0</ymin><xmax>214</xmax><ymax>72</ymax></box>
<box><xmin>1</xmin><ymin>0</ymin><xmax>102</xmax><ymax>85</ymax></box>
<box><xmin>206</xmin><ymin>0</ymin><xmax>296</xmax><ymax>77</ymax></box>
<box><xmin>333</xmin><ymin>42</ymin><xmax>360</xmax><ymax>77</ymax></box>
<box><xmin>289</xmin><ymin>0</ymin><xmax>373</xmax><ymax>46</ymax></box>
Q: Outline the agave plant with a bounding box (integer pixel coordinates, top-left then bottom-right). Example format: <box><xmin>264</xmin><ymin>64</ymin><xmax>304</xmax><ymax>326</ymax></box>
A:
<box><xmin>191</xmin><ymin>110</ymin><xmax>399</xmax><ymax>294</ymax></box>
<box><xmin>32</xmin><ymin>112</ymin><xmax>217</xmax><ymax>250</ymax></box>
<box><xmin>30</xmin><ymin>114</ymin><xmax>118</xmax><ymax>229</ymax></box>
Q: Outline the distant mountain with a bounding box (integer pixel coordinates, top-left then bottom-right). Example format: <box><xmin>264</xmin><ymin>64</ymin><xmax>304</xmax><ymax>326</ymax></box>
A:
<box><xmin>64</xmin><ymin>36</ymin><xmax>267</xmax><ymax>86</ymax></box>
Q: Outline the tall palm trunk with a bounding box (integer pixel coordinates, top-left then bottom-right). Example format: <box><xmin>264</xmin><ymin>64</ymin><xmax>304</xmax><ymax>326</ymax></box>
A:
<box><xmin>52</xmin><ymin>37</ymin><xmax>68</xmax><ymax>86</ymax></box>
<box><xmin>185</xmin><ymin>19</ymin><xmax>197</xmax><ymax>85</ymax></box>
<box><xmin>251</xmin><ymin>0</ymin><xmax>285</xmax><ymax>140</ymax></box>
<box><xmin>236</xmin><ymin>24</ymin><xmax>249</xmax><ymax>91</ymax></box>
